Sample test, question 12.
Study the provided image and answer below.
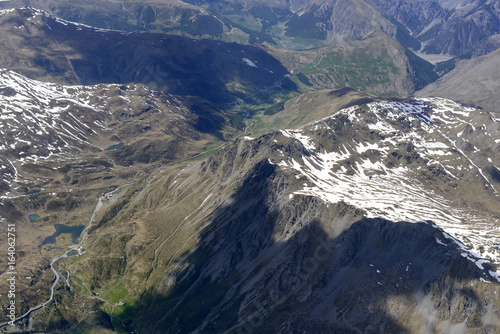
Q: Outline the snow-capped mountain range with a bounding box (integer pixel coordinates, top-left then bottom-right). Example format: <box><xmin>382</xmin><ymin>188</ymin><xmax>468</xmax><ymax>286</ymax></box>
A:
<box><xmin>271</xmin><ymin>97</ymin><xmax>500</xmax><ymax>280</ymax></box>
<box><xmin>0</xmin><ymin>69</ymin><xmax>237</xmax><ymax>197</ymax></box>
<box><xmin>0</xmin><ymin>69</ymin><xmax>110</xmax><ymax>194</ymax></box>
<box><xmin>2</xmin><ymin>2</ymin><xmax>500</xmax><ymax>332</ymax></box>
<box><xmin>2</xmin><ymin>66</ymin><xmax>499</xmax><ymax>280</ymax></box>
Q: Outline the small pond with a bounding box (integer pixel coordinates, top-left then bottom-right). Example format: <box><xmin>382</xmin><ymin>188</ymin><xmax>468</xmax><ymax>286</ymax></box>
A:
<box><xmin>24</xmin><ymin>190</ymin><xmax>41</xmax><ymax>195</ymax></box>
<box><xmin>29</xmin><ymin>214</ymin><xmax>40</xmax><ymax>222</ymax></box>
<box><xmin>104</xmin><ymin>142</ymin><xmax>124</xmax><ymax>151</ymax></box>
<box><xmin>67</xmin><ymin>250</ymin><xmax>79</xmax><ymax>257</ymax></box>
<box><xmin>40</xmin><ymin>224</ymin><xmax>85</xmax><ymax>247</ymax></box>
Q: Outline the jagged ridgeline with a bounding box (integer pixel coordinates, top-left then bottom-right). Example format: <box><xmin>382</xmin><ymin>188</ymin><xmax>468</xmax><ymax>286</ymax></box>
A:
<box><xmin>35</xmin><ymin>94</ymin><xmax>500</xmax><ymax>333</ymax></box>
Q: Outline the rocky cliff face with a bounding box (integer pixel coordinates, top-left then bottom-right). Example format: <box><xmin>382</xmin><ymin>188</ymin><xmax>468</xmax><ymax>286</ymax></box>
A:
<box><xmin>372</xmin><ymin>0</ymin><xmax>500</xmax><ymax>56</ymax></box>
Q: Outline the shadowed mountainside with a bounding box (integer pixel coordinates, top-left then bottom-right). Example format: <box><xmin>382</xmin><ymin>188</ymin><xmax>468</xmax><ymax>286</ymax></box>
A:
<box><xmin>49</xmin><ymin>149</ymin><xmax>500</xmax><ymax>333</ymax></box>
<box><xmin>0</xmin><ymin>8</ymin><xmax>297</xmax><ymax>106</ymax></box>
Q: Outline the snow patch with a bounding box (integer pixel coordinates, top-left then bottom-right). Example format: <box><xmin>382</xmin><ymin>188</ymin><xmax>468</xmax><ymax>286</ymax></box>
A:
<box><xmin>242</xmin><ymin>58</ymin><xmax>258</xmax><ymax>68</ymax></box>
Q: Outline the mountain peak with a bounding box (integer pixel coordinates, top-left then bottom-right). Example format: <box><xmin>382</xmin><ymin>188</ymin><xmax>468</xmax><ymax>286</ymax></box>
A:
<box><xmin>271</xmin><ymin>97</ymin><xmax>500</xmax><ymax>280</ymax></box>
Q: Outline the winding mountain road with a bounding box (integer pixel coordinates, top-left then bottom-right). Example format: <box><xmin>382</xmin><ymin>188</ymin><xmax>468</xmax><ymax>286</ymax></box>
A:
<box><xmin>0</xmin><ymin>185</ymin><xmax>124</xmax><ymax>329</ymax></box>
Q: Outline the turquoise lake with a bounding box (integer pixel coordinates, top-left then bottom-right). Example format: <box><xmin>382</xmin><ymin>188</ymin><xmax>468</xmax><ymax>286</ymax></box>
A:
<box><xmin>104</xmin><ymin>142</ymin><xmax>124</xmax><ymax>151</ymax></box>
<box><xmin>29</xmin><ymin>214</ymin><xmax>40</xmax><ymax>222</ymax></box>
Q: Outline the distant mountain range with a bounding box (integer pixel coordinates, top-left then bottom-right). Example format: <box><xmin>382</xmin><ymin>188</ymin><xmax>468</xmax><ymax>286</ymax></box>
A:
<box><xmin>0</xmin><ymin>7</ymin><xmax>296</xmax><ymax>107</ymax></box>
<box><xmin>2</xmin><ymin>0</ymin><xmax>500</xmax><ymax>56</ymax></box>
<box><xmin>0</xmin><ymin>7</ymin><xmax>441</xmax><ymax>108</ymax></box>
<box><xmin>373</xmin><ymin>0</ymin><xmax>500</xmax><ymax>55</ymax></box>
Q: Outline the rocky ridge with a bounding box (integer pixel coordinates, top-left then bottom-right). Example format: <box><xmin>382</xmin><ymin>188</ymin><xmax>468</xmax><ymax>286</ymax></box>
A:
<box><xmin>51</xmin><ymin>94</ymin><xmax>500</xmax><ymax>333</ymax></box>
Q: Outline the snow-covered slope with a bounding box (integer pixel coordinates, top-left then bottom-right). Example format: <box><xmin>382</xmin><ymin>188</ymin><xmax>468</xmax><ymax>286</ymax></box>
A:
<box><xmin>0</xmin><ymin>69</ymin><xmax>110</xmax><ymax>158</ymax></box>
<box><xmin>273</xmin><ymin>97</ymin><xmax>500</xmax><ymax>280</ymax></box>
<box><xmin>0</xmin><ymin>69</ymin><xmax>236</xmax><ymax>197</ymax></box>
<box><xmin>0</xmin><ymin>69</ymin><xmax>112</xmax><ymax>194</ymax></box>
